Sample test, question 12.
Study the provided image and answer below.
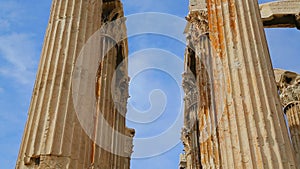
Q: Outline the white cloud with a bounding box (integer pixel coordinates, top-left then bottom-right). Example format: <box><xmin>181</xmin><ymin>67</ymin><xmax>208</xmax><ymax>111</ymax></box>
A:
<box><xmin>0</xmin><ymin>19</ymin><xmax>10</xmax><ymax>30</ymax></box>
<box><xmin>0</xmin><ymin>33</ymin><xmax>38</xmax><ymax>85</ymax></box>
<box><xmin>0</xmin><ymin>1</ymin><xmax>24</xmax><ymax>31</ymax></box>
<box><xmin>0</xmin><ymin>1</ymin><xmax>39</xmax><ymax>85</ymax></box>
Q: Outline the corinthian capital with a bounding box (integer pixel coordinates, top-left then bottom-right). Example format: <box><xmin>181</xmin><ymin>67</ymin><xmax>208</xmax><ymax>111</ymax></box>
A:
<box><xmin>186</xmin><ymin>10</ymin><xmax>209</xmax><ymax>41</ymax></box>
<box><xmin>274</xmin><ymin>69</ymin><xmax>300</xmax><ymax>111</ymax></box>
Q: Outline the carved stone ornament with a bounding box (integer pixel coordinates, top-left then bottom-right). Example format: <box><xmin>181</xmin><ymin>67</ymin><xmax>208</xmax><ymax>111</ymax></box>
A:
<box><xmin>100</xmin><ymin>3</ymin><xmax>127</xmax><ymax>44</ymax></box>
<box><xmin>181</xmin><ymin>126</ymin><xmax>192</xmax><ymax>154</ymax></box>
<box><xmin>259</xmin><ymin>0</ymin><xmax>300</xmax><ymax>29</ymax></box>
<box><xmin>124</xmin><ymin>128</ymin><xmax>135</xmax><ymax>156</ymax></box>
<box><xmin>113</xmin><ymin>65</ymin><xmax>130</xmax><ymax>106</ymax></box>
<box><xmin>182</xmin><ymin>72</ymin><xmax>199</xmax><ymax>109</ymax></box>
<box><xmin>186</xmin><ymin>10</ymin><xmax>209</xmax><ymax>45</ymax></box>
<box><xmin>274</xmin><ymin>69</ymin><xmax>300</xmax><ymax>110</ymax></box>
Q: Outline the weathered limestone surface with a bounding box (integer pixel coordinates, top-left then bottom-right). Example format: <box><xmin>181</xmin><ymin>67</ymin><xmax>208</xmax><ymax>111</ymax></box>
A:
<box><xmin>206</xmin><ymin>0</ymin><xmax>297</xmax><ymax>168</ymax></box>
<box><xmin>181</xmin><ymin>71</ymin><xmax>201</xmax><ymax>169</ymax></box>
<box><xmin>179</xmin><ymin>153</ymin><xmax>187</xmax><ymax>169</ymax></box>
<box><xmin>260</xmin><ymin>0</ymin><xmax>300</xmax><ymax>29</ymax></box>
<box><xmin>91</xmin><ymin>1</ymin><xmax>134</xmax><ymax>169</ymax></box>
<box><xmin>275</xmin><ymin>69</ymin><xmax>300</xmax><ymax>166</ymax></box>
<box><xmin>181</xmin><ymin>0</ymin><xmax>298</xmax><ymax>168</ymax></box>
<box><xmin>16</xmin><ymin>0</ymin><xmax>133</xmax><ymax>168</ymax></box>
<box><xmin>181</xmin><ymin>1</ymin><xmax>220</xmax><ymax>169</ymax></box>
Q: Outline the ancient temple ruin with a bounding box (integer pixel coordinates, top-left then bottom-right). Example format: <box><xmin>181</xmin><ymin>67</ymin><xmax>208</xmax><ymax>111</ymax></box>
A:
<box><xmin>275</xmin><ymin>69</ymin><xmax>300</xmax><ymax>166</ymax></box>
<box><xmin>16</xmin><ymin>0</ymin><xmax>134</xmax><ymax>168</ymax></box>
<box><xmin>16</xmin><ymin>0</ymin><xmax>300</xmax><ymax>168</ymax></box>
<box><xmin>180</xmin><ymin>0</ymin><xmax>300</xmax><ymax>168</ymax></box>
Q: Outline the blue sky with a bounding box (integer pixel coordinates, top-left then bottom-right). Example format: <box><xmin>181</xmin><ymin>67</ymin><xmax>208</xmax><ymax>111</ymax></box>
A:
<box><xmin>0</xmin><ymin>0</ymin><xmax>299</xmax><ymax>169</ymax></box>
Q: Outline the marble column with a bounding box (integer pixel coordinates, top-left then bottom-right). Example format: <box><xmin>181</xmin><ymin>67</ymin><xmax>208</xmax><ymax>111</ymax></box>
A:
<box><xmin>205</xmin><ymin>0</ymin><xmax>297</xmax><ymax>168</ymax></box>
<box><xmin>181</xmin><ymin>1</ymin><xmax>220</xmax><ymax>168</ymax></box>
<box><xmin>275</xmin><ymin>69</ymin><xmax>300</xmax><ymax>166</ymax></box>
<box><xmin>16</xmin><ymin>0</ymin><xmax>133</xmax><ymax>168</ymax></box>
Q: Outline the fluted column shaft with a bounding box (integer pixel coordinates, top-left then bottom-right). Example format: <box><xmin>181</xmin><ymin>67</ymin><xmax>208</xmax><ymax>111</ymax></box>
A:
<box><xmin>91</xmin><ymin>1</ymin><xmax>134</xmax><ymax>169</ymax></box>
<box><xmin>16</xmin><ymin>0</ymin><xmax>132</xmax><ymax>169</ymax></box>
<box><xmin>183</xmin><ymin>10</ymin><xmax>220</xmax><ymax>169</ymax></box>
<box><xmin>286</xmin><ymin>103</ymin><xmax>300</xmax><ymax>165</ymax></box>
<box><xmin>182</xmin><ymin>1</ymin><xmax>221</xmax><ymax>168</ymax></box>
<box><xmin>206</xmin><ymin>0</ymin><xmax>297</xmax><ymax>168</ymax></box>
<box><xmin>16</xmin><ymin>0</ymin><xmax>102</xmax><ymax>168</ymax></box>
<box><xmin>275</xmin><ymin>69</ymin><xmax>300</xmax><ymax>166</ymax></box>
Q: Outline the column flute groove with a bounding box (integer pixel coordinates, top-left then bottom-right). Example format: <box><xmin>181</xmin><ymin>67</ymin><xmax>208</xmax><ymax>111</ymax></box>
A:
<box><xmin>16</xmin><ymin>0</ymin><xmax>105</xmax><ymax>168</ymax></box>
<box><xmin>206</xmin><ymin>0</ymin><xmax>297</xmax><ymax>168</ymax></box>
<box><xmin>275</xmin><ymin>69</ymin><xmax>300</xmax><ymax>167</ymax></box>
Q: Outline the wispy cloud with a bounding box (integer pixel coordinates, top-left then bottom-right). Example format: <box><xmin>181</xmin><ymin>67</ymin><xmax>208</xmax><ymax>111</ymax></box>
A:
<box><xmin>0</xmin><ymin>33</ymin><xmax>38</xmax><ymax>85</ymax></box>
<box><xmin>0</xmin><ymin>19</ymin><xmax>10</xmax><ymax>31</ymax></box>
<box><xmin>0</xmin><ymin>1</ymin><xmax>39</xmax><ymax>85</ymax></box>
<box><xmin>0</xmin><ymin>1</ymin><xmax>24</xmax><ymax>32</ymax></box>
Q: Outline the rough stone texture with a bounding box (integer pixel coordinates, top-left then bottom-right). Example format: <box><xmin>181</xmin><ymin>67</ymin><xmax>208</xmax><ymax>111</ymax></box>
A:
<box><xmin>181</xmin><ymin>0</ymin><xmax>298</xmax><ymax>168</ymax></box>
<box><xmin>16</xmin><ymin>0</ymin><xmax>133</xmax><ymax>168</ymax></box>
<box><xmin>179</xmin><ymin>153</ymin><xmax>187</xmax><ymax>169</ymax></box>
<box><xmin>181</xmin><ymin>1</ymin><xmax>220</xmax><ymax>169</ymax></box>
<box><xmin>206</xmin><ymin>0</ymin><xmax>297</xmax><ymax>167</ymax></box>
<box><xmin>259</xmin><ymin>0</ymin><xmax>300</xmax><ymax>29</ymax></box>
<box><xmin>274</xmin><ymin>69</ymin><xmax>300</xmax><ymax>166</ymax></box>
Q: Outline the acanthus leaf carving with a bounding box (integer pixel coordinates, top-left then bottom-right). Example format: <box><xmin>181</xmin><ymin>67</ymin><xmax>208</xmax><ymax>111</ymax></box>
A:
<box><xmin>274</xmin><ymin>69</ymin><xmax>300</xmax><ymax>111</ymax></box>
<box><xmin>186</xmin><ymin>10</ymin><xmax>209</xmax><ymax>46</ymax></box>
<box><xmin>182</xmin><ymin>71</ymin><xmax>199</xmax><ymax>109</ymax></box>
